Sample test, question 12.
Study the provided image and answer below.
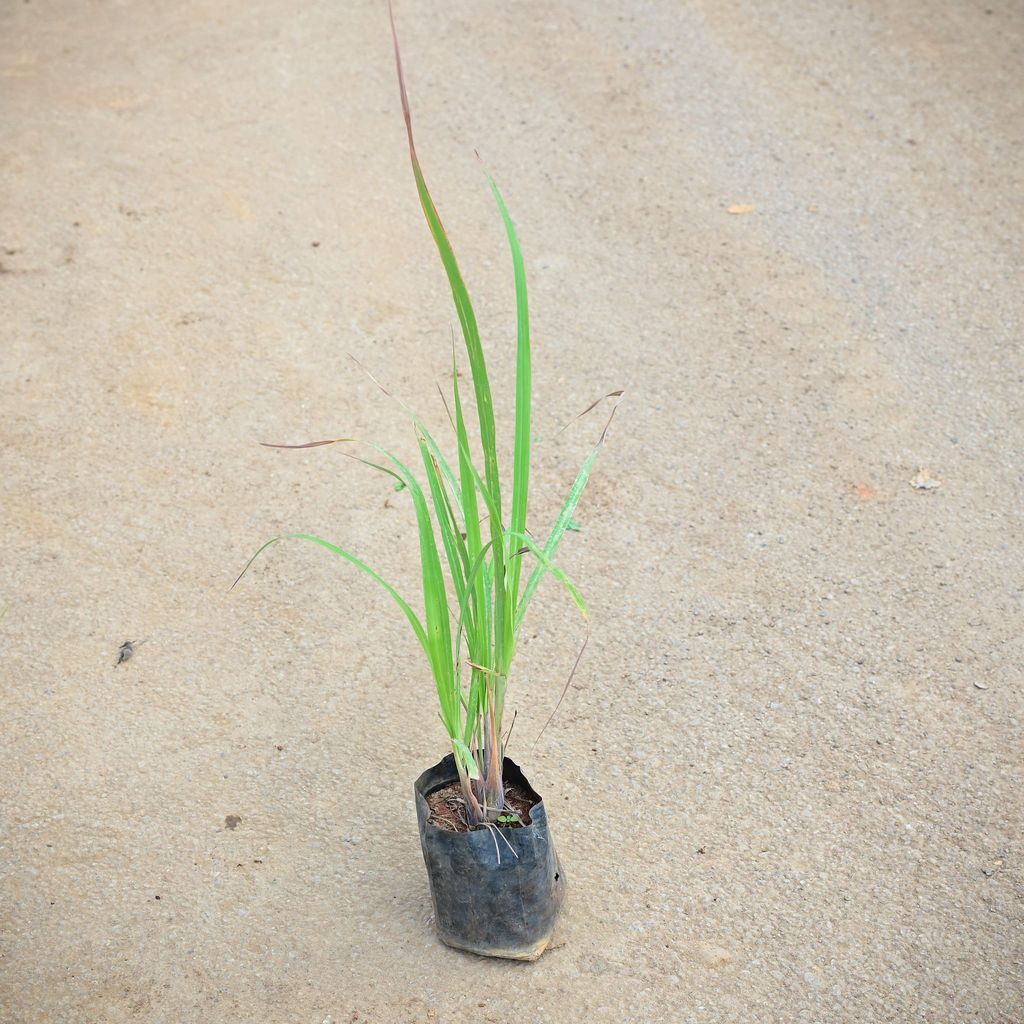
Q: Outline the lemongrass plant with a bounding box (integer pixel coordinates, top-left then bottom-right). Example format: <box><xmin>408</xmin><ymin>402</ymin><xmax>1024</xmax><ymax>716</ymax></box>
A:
<box><xmin>237</xmin><ymin>10</ymin><xmax>617</xmax><ymax>827</ymax></box>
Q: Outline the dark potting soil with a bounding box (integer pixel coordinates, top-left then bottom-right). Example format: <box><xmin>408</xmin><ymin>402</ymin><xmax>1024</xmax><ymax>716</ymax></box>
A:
<box><xmin>426</xmin><ymin>780</ymin><xmax>536</xmax><ymax>833</ymax></box>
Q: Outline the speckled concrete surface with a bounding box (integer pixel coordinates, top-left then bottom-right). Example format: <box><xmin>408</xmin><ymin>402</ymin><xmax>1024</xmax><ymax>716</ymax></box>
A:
<box><xmin>2</xmin><ymin>1</ymin><xmax>1022</xmax><ymax>1021</ymax></box>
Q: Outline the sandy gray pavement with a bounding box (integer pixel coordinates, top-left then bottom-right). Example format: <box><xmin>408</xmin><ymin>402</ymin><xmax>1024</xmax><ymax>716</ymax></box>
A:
<box><xmin>2</xmin><ymin>1</ymin><xmax>1023</xmax><ymax>1021</ymax></box>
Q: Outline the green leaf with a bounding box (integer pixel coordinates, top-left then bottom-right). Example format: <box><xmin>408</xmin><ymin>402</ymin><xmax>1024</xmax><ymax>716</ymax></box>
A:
<box><xmin>375</xmin><ymin>448</ymin><xmax>456</xmax><ymax>732</ymax></box>
<box><xmin>484</xmin><ymin>168</ymin><xmax>531</xmax><ymax>617</ymax></box>
<box><xmin>233</xmin><ymin>533</ymin><xmax>428</xmax><ymax>655</ymax></box>
<box><xmin>450</xmin><ymin>346</ymin><xmax>494</xmax><ymax>666</ymax></box>
<box><xmin>452</xmin><ymin>738</ymin><xmax>481</xmax><ymax>780</ymax></box>
<box><xmin>507</xmin><ymin>530</ymin><xmax>588</xmax><ymax>628</ymax></box>
<box><xmin>518</xmin><ymin>400</ymin><xmax>620</xmax><ymax>625</ymax></box>
<box><xmin>389</xmin><ymin>7</ymin><xmax>502</xmax><ymax>523</ymax></box>
<box><xmin>419</xmin><ymin>435</ymin><xmax>474</xmax><ymax>646</ymax></box>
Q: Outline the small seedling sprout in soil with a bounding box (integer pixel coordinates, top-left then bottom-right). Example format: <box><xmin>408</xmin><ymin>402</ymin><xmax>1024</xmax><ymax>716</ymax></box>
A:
<box><xmin>235</xmin><ymin>5</ymin><xmax>620</xmax><ymax>828</ymax></box>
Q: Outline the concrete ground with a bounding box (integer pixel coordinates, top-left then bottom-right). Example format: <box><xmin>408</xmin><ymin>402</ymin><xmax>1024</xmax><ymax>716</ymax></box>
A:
<box><xmin>2</xmin><ymin>1</ymin><xmax>1022</xmax><ymax>1021</ymax></box>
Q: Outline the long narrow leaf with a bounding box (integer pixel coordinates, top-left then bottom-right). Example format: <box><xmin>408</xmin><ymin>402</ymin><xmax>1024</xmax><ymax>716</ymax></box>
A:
<box><xmin>484</xmin><ymin>168</ymin><xmax>531</xmax><ymax>617</ymax></box>
<box><xmin>419</xmin><ymin>436</ymin><xmax>474</xmax><ymax>646</ymax></box>
<box><xmin>450</xmin><ymin>368</ymin><xmax>508</xmax><ymax>686</ymax></box>
<box><xmin>349</xmin><ymin>355</ymin><xmax>465</xmax><ymax>512</ymax></box>
<box><xmin>506</xmin><ymin>530</ymin><xmax>588</xmax><ymax>625</ymax></box>
<box><xmin>452</xmin><ymin>738</ymin><xmax>481</xmax><ymax>780</ymax></box>
<box><xmin>518</xmin><ymin>400</ymin><xmax>621</xmax><ymax>624</ymax></box>
<box><xmin>375</xmin><ymin>446</ymin><xmax>456</xmax><ymax>731</ymax></box>
<box><xmin>261</xmin><ymin>438</ymin><xmax>409</xmax><ymax>491</ymax></box>
<box><xmin>454</xmin><ymin>539</ymin><xmax>498</xmax><ymax>750</ymax></box>
<box><xmin>453</xmin><ymin>538</ymin><xmax>496</xmax><ymax>667</ymax></box>
<box><xmin>388</xmin><ymin>3</ymin><xmax>502</xmax><ymax>521</ymax></box>
<box><xmin>232</xmin><ymin>533</ymin><xmax>429</xmax><ymax>655</ymax></box>
<box><xmin>450</xmin><ymin>346</ymin><xmax>490</xmax><ymax>671</ymax></box>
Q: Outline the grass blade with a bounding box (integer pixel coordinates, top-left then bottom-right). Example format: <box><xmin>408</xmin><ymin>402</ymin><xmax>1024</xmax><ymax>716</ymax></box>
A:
<box><xmin>518</xmin><ymin>398</ymin><xmax>622</xmax><ymax>626</ymax></box>
<box><xmin>232</xmin><ymin>533</ymin><xmax>428</xmax><ymax>654</ymax></box>
<box><xmin>388</xmin><ymin>2</ymin><xmax>502</xmax><ymax>523</ymax></box>
<box><xmin>452</xmin><ymin>738</ymin><xmax>481</xmax><ymax>780</ymax></box>
<box><xmin>376</xmin><ymin>447</ymin><xmax>457</xmax><ymax>732</ymax></box>
<box><xmin>483</xmin><ymin>167</ymin><xmax>531</xmax><ymax>616</ymax></box>
<box><xmin>349</xmin><ymin>355</ymin><xmax>464</xmax><ymax>510</ymax></box>
<box><xmin>506</xmin><ymin>530</ymin><xmax>588</xmax><ymax>624</ymax></box>
<box><xmin>419</xmin><ymin>435</ymin><xmax>474</xmax><ymax>645</ymax></box>
<box><xmin>451</xmin><ymin>345</ymin><xmax>491</xmax><ymax>669</ymax></box>
<box><xmin>268</xmin><ymin>432</ymin><xmax>459</xmax><ymax>731</ymax></box>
